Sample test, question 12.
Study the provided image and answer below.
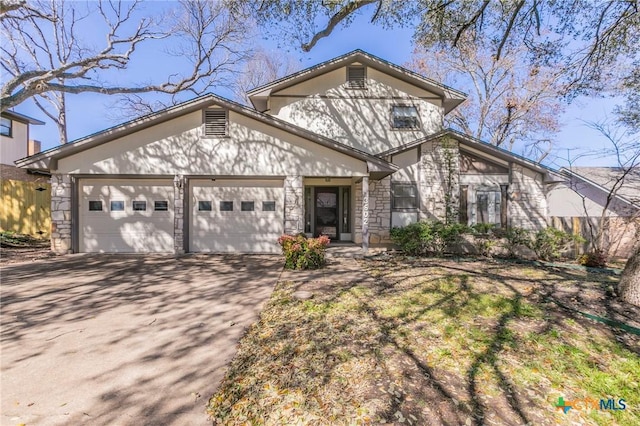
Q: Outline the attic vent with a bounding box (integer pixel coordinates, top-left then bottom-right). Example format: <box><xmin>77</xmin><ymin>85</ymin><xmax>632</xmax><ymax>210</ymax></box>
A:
<box><xmin>347</xmin><ymin>66</ymin><xmax>366</xmax><ymax>89</ymax></box>
<box><xmin>204</xmin><ymin>109</ymin><xmax>227</xmax><ymax>137</ymax></box>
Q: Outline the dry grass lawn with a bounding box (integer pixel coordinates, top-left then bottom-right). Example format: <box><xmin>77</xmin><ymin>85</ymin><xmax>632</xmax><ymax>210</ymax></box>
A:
<box><xmin>207</xmin><ymin>257</ymin><xmax>640</xmax><ymax>425</ymax></box>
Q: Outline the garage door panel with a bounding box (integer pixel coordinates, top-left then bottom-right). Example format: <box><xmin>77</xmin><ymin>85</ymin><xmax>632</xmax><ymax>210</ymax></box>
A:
<box><xmin>190</xmin><ymin>179</ymin><xmax>284</xmax><ymax>253</ymax></box>
<box><xmin>80</xmin><ymin>180</ymin><xmax>174</xmax><ymax>253</ymax></box>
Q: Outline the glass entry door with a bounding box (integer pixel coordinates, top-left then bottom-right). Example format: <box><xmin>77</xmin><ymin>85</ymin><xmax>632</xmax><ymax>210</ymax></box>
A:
<box><xmin>315</xmin><ymin>187</ymin><xmax>338</xmax><ymax>239</ymax></box>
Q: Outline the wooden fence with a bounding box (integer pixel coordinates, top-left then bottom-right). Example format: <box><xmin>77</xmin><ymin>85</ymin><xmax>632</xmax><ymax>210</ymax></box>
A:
<box><xmin>550</xmin><ymin>216</ymin><xmax>640</xmax><ymax>259</ymax></box>
<box><xmin>1</xmin><ymin>179</ymin><xmax>51</xmax><ymax>238</ymax></box>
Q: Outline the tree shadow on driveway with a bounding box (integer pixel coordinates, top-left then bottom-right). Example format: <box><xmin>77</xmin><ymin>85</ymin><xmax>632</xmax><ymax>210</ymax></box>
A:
<box><xmin>1</xmin><ymin>254</ymin><xmax>282</xmax><ymax>425</ymax></box>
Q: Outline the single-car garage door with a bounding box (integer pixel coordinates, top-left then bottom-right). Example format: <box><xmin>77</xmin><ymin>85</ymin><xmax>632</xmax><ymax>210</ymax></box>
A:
<box><xmin>79</xmin><ymin>179</ymin><xmax>174</xmax><ymax>253</ymax></box>
<box><xmin>190</xmin><ymin>179</ymin><xmax>284</xmax><ymax>253</ymax></box>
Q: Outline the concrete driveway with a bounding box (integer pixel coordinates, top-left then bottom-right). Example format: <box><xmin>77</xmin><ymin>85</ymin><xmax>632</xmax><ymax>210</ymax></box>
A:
<box><xmin>1</xmin><ymin>254</ymin><xmax>282</xmax><ymax>425</ymax></box>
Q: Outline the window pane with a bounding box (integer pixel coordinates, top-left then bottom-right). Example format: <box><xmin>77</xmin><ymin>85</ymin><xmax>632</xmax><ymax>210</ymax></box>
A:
<box><xmin>342</xmin><ymin>187</ymin><xmax>350</xmax><ymax>233</ymax></box>
<box><xmin>89</xmin><ymin>201</ymin><xmax>102</xmax><ymax>211</ymax></box>
<box><xmin>0</xmin><ymin>117</ymin><xmax>11</xmax><ymax>136</ymax></box>
<box><xmin>392</xmin><ymin>106</ymin><xmax>419</xmax><ymax>129</ymax></box>
<box><xmin>154</xmin><ymin>201</ymin><xmax>169</xmax><ymax>211</ymax></box>
<box><xmin>220</xmin><ymin>201</ymin><xmax>233</xmax><ymax>211</ymax></box>
<box><xmin>477</xmin><ymin>193</ymin><xmax>489</xmax><ymax>224</ymax></box>
<box><xmin>133</xmin><ymin>201</ymin><xmax>146</xmax><ymax>211</ymax></box>
<box><xmin>392</xmin><ymin>183</ymin><xmax>418</xmax><ymax>209</ymax></box>
<box><xmin>241</xmin><ymin>201</ymin><xmax>254</xmax><ymax>211</ymax></box>
<box><xmin>262</xmin><ymin>201</ymin><xmax>276</xmax><ymax>212</ymax></box>
<box><xmin>198</xmin><ymin>201</ymin><xmax>212</xmax><ymax>211</ymax></box>
<box><xmin>110</xmin><ymin>201</ymin><xmax>124</xmax><ymax>211</ymax></box>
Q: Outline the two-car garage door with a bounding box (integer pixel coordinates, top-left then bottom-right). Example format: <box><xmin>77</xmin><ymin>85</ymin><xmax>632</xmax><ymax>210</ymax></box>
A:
<box><xmin>80</xmin><ymin>179</ymin><xmax>175</xmax><ymax>253</ymax></box>
<box><xmin>190</xmin><ymin>179</ymin><xmax>284</xmax><ymax>253</ymax></box>
<box><xmin>79</xmin><ymin>179</ymin><xmax>284</xmax><ymax>253</ymax></box>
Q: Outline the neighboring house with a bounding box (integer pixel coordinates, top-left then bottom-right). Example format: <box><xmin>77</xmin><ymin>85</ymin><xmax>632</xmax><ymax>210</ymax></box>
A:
<box><xmin>1</xmin><ymin>110</ymin><xmax>50</xmax><ymax>237</ymax></box>
<box><xmin>548</xmin><ymin>167</ymin><xmax>640</xmax><ymax>258</ymax></box>
<box><xmin>17</xmin><ymin>50</ymin><xmax>561</xmax><ymax>254</ymax></box>
<box><xmin>1</xmin><ymin>110</ymin><xmax>45</xmax><ymax>179</ymax></box>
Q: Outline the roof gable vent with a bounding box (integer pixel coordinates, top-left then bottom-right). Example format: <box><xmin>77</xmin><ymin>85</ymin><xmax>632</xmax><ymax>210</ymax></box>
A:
<box><xmin>347</xmin><ymin>66</ymin><xmax>366</xmax><ymax>89</ymax></box>
<box><xmin>204</xmin><ymin>109</ymin><xmax>227</xmax><ymax>137</ymax></box>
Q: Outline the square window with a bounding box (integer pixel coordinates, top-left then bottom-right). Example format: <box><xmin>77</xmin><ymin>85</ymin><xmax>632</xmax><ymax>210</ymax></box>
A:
<box><xmin>1</xmin><ymin>117</ymin><xmax>12</xmax><ymax>137</ymax></box>
<box><xmin>132</xmin><ymin>201</ymin><xmax>146</xmax><ymax>211</ymax></box>
<box><xmin>154</xmin><ymin>200</ymin><xmax>169</xmax><ymax>211</ymax></box>
<box><xmin>392</xmin><ymin>183</ymin><xmax>418</xmax><ymax>210</ymax></box>
<box><xmin>110</xmin><ymin>201</ymin><xmax>125</xmax><ymax>211</ymax></box>
<box><xmin>262</xmin><ymin>201</ymin><xmax>276</xmax><ymax>212</ymax></box>
<box><xmin>220</xmin><ymin>201</ymin><xmax>233</xmax><ymax>211</ymax></box>
<box><xmin>241</xmin><ymin>201</ymin><xmax>254</xmax><ymax>211</ymax></box>
<box><xmin>391</xmin><ymin>106</ymin><xmax>420</xmax><ymax>129</ymax></box>
<box><xmin>198</xmin><ymin>201</ymin><xmax>212</xmax><ymax>211</ymax></box>
<box><xmin>89</xmin><ymin>200</ymin><xmax>103</xmax><ymax>211</ymax></box>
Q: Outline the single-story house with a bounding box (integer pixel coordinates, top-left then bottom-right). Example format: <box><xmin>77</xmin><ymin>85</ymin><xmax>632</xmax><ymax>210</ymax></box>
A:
<box><xmin>548</xmin><ymin>167</ymin><xmax>640</xmax><ymax>258</ymax></box>
<box><xmin>17</xmin><ymin>50</ymin><xmax>563</xmax><ymax>254</ymax></box>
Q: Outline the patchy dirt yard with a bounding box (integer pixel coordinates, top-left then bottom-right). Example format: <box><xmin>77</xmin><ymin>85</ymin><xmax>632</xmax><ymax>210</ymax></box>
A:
<box><xmin>207</xmin><ymin>256</ymin><xmax>639</xmax><ymax>426</ymax></box>
<box><xmin>0</xmin><ymin>233</ymin><xmax>55</xmax><ymax>265</ymax></box>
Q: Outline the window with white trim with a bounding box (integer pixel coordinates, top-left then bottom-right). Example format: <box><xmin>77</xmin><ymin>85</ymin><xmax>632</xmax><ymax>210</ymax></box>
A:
<box><xmin>132</xmin><ymin>201</ymin><xmax>147</xmax><ymax>211</ymax></box>
<box><xmin>89</xmin><ymin>201</ymin><xmax>103</xmax><ymax>211</ymax></box>
<box><xmin>460</xmin><ymin>185</ymin><xmax>507</xmax><ymax>227</ymax></box>
<box><xmin>391</xmin><ymin>106</ymin><xmax>420</xmax><ymax>129</ymax></box>
<box><xmin>198</xmin><ymin>201</ymin><xmax>212</xmax><ymax>211</ymax></box>
<box><xmin>204</xmin><ymin>109</ymin><xmax>227</xmax><ymax>137</ymax></box>
<box><xmin>1</xmin><ymin>117</ymin><xmax>12</xmax><ymax>137</ymax></box>
<box><xmin>154</xmin><ymin>201</ymin><xmax>169</xmax><ymax>211</ymax></box>
<box><xmin>392</xmin><ymin>182</ymin><xmax>418</xmax><ymax>210</ymax></box>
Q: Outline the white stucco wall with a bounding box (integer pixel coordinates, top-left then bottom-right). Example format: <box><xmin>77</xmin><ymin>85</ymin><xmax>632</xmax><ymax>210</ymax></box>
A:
<box><xmin>547</xmin><ymin>182</ymin><xmax>625</xmax><ymax>217</ymax></box>
<box><xmin>56</xmin><ymin>110</ymin><xmax>368</xmax><ymax>177</ymax></box>
<box><xmin>269</xmin><ymin>67</ymin><xmax>444</xmax><ymax>155</ymax></box>
<box><xmin>1</xmin><ymin>119</ymin><xmax>28</xmax><ymax>165</ymax></box>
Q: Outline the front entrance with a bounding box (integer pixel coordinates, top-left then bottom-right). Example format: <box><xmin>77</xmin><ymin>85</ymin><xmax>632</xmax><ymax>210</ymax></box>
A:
<box><xmin>305</xmin><ymin>186</ymin><xmax>351</xmax><ymax>241</ymax></box>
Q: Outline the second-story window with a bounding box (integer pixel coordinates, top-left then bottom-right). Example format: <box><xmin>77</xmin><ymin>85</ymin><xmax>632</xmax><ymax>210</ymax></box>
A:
<box><xmin>1</xmin><ymin>117</ymin><xmax>12</xmax><ymax>137</ymax></box>
<box><xmin>391</xmin><ymin>105</ymin><xmax>420</xmax><ymax>129</ymax></box>
<box><xmin>347</xmin><ymin>66</ymin><xmax>366</xmax><ymax>89</ymax></box>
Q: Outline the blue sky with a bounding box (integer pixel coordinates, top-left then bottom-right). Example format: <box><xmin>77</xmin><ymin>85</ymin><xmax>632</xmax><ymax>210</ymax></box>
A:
<box><xmin>13</xmin><ymin>2</ymin><xmax>627</xmax><ymax>168</ymax></box>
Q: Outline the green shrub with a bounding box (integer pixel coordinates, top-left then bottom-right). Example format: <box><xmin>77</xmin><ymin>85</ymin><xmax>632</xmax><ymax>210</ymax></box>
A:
<box><xmin>390</xmin><ymin>220</ymin><xmax>468</xmax><ymax>256</ymax></box>
<box><xmin>277</xmin><ymin>234</ymin><xmax>330</xmax><ymax>270</ymax></box>
<box><xmin>578</xmin><ymin>250</ymin><xmax>607</xmax><ymax>268</ymax></box>
<box><xmin>503</xmin><ymin>227</ymin><xmax>532</xmax><ymax>258</ymax></box>
<box><xmin>531</xmin><ymin>227</ymin><xmax>582</xmax><ymax>261</ymax></box>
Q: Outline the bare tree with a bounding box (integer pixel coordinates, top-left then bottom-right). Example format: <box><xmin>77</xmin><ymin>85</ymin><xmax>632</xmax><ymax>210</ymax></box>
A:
<box><xmin>232</xmin><ymin>48</ymin><xmax>299</xmax><ymax>106</ymax></box>
<box><xmin>1</xmin><ymin>0</ymin><xmax>252</xmax><ymax>143</ymax></box>
<box><xmin>562</xmin><ymin>121</ymin><xmax>640</xmax><ymax>260</ymax></box>
<box><xmin>408</xmin><ymin>37</ymin><xmax>564</xmax><ymax>159</ymax></box>
<box><xmin>235</xmin><ymin>1</ymin><xmax>639</xmax><ymax>105</ymax></box>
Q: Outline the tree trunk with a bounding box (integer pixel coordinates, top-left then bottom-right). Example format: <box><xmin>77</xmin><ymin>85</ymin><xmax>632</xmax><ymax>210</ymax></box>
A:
<box><xmin>619</xmin><ymin>245</ymin><xmax>640</xmax><ymax>307</ymax></box>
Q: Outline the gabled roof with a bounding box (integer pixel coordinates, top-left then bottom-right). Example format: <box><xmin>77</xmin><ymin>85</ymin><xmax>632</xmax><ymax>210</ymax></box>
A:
<box><xmin>1</xmin><ymin>110</ymin><xmax>45</xmax><ymax>125</ymax></box>
<box><xmin>560</xmin><ymin>167</ymin><xmax>640</xmax><ymax>209</ymax></box>
<box><xmin>247</xmin><ymin>49</ymin><xmax>467</xmax><ymax>114</ymax></box>
<box><xmin>16</xmin><ymin>93</ymin><xmax>397</xmax><ymax>177</ymax></box>
<box><xmin>376</xmin><ymin>128</ymin><xmax>563</xmax><ymax>183</ymax></box>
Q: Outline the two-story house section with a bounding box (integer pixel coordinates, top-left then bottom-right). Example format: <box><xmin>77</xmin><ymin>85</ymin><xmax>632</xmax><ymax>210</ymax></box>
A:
<box><xmin>247</xmin><ymin>50</ymin><xmax>466</xmax><ymax>155</ymax></box>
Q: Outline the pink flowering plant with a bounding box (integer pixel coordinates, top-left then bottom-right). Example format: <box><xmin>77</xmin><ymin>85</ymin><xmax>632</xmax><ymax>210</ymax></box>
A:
<box><xmin>277</xmin><ymin>233</ymin><xmax>330</xmax><ymax>270</ymax></box>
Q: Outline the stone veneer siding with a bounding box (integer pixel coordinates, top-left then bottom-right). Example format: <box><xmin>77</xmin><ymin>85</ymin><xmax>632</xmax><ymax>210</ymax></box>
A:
<box><xmin>419</xmin><ymin>138</ymin><xmax>460</xmax><ymax>222</ymax></box>
<box><xmin>284</xmin><ymin>175</ymin><xmax>304</xmax><ymax>234</ymax></box>
<box><xmin>508</xmin><ymin>164</ymin><xmax>548</xmax><ymax>230</ymax></box>
<box><xmin>354</xmin><ymin>177</ymin><xmax>392</xmax><ymax>244</ymax></box>
<box><xmin>50</xmin><ymin>173</ymin><xmax>72</xmax><ymax>254</ymax></box>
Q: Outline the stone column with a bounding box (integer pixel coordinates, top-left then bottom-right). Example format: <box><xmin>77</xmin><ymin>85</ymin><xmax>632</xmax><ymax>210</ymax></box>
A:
<box><xmin>173</xmin><ymin>174</ymin><xmax>185</xmax><ymax>254</ymax></box>
<box><xmin>362</xmin><ymin>176</ymin><xmax>369</xmax><ymax>253</ymax></box>
<box><xmin>50</xmin><ymin>173</ymin><xmax>72</xmax><ymax>254</ymax></box>
<box><xmin>284</xmin><ymin>175</ymin><xmax>304</xmax><ymax>234</ymax></box>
